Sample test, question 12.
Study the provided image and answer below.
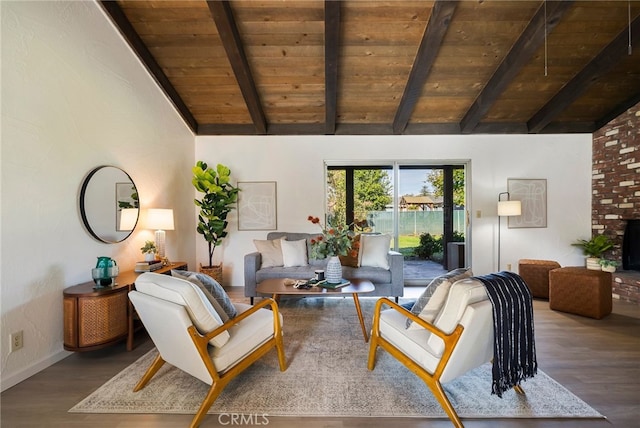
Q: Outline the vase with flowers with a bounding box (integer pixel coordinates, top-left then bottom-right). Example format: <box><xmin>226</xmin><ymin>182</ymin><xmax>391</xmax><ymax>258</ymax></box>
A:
<box><xmin>308</xmin><ymin>215</ymin><xmax>355</xmax><ymax>283</ymax></box>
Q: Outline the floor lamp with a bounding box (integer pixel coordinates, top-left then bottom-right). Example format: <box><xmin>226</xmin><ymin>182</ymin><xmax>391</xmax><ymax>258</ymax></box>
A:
<box><xmin>497</xmin><ymin>192</ymin><xmax>521</xmax><ymax>271</ymax></box>
<box><xmin>146</xmin><ymin>208</ymin><xmax>174</xmax><ymax>262</ymax></box>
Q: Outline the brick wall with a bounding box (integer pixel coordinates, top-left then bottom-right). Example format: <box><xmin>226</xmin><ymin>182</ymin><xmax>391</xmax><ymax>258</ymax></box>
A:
<box><xmin>592</xmin><ymin>102</ymin><xmax>640</xmax><ymax>303</ymax></box>
<box><xmin>592</xmin><ymin>102</ymin><xmax>640</xmax><ymax>261</ymax></box>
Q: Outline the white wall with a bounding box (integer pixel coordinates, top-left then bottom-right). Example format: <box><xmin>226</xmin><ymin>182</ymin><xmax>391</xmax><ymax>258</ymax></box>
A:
<box><xmin>196</xmin><ymin>134</ymin><xmax>593</xmax><ymax>287</ymax></box>
<box><xmin>1</xmin><ymin>1</ymin><xmax>195</xmax><ymax>390</ymax></box>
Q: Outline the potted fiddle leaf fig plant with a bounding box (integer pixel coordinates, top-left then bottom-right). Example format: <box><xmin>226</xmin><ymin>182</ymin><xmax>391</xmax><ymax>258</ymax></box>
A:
<box><xmin>572</xmin><ymin>234</ymin><xmax>614</xmax><ymax>270</ymax></box>
<box><xmin>192</xmin><ymin>161</ymin><xmax>240</xmax><ymax>283</ymax></box>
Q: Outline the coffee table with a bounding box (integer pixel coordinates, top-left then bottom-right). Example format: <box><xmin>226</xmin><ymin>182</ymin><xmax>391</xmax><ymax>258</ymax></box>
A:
<box><xmin>256</xmin><ymin>278</ymin><xmax>375</xmax><ymax>342</ymax></box>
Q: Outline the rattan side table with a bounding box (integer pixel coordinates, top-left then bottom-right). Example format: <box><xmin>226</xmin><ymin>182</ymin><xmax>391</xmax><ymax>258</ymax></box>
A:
<box><xmin>63</xmin><ymin>262</ymin><xmax>187</xmax><ymax>351</ymax></box>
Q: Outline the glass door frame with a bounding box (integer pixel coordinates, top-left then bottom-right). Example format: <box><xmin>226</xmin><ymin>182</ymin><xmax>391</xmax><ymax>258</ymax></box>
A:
<box><xmin>324</xmin><ymin>160</ymin><xmax>471</xmax><ymax>278</ymax></box>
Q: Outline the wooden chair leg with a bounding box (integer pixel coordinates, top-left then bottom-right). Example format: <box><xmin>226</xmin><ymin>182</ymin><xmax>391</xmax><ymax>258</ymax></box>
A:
<box><xmin>428</xmin><ymin>380</ymin><xmax>464</xmax><ymax>428</ymax></box>
<box><xmin>514</xmin><ymin>384</ymin><xmax>525</xmax><ymax>395</ymax></box>
<box><xmin>190</xmin><ymin>382</ymin><xmax>224</xmax><ymax>428</ymax></box>
<box><xmin>275</xmin><ymin>333</ymin><xmax>287</xmax><ymax>371</ymax></box>
<box><xmin>133</xmin><ymin>354</ymin><xmax>165</xmax><ymax>392</ymax></box>
<box><xmin>367</xmin><ymin>337</ymin><xmax>379</xmax><ymax>370</ymax></box>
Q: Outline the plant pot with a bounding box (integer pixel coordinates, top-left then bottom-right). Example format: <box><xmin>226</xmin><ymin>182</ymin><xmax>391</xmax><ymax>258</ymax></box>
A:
<box><xmin>144</xmin><ymin>253</ymin><xmax>156</xmax><ymax>262</ymax></box>
<box><xmin>585</xmin><ymin>257</ymin><xmax>602</xmax><ymax>270</ymax></box>
<box><xmin>601</xmin><ymin>265</ymin><xmax>616</xmax><ymax>273</ymax></box>
<box><xmin>200</xmin><ymin>263</ymin><xmax>223</xmax><ymax>284</ymax></box>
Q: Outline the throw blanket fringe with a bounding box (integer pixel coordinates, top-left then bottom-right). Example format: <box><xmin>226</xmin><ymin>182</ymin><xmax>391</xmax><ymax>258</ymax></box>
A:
<box><xmin>474</xmin><ymin>271</ymin><xmax>537</xmax><ymax>397</ymax></box>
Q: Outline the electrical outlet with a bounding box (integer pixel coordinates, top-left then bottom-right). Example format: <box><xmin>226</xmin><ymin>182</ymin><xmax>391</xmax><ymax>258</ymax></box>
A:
<box><xmin>506</xmin><ymin>263</ymin><xmax>512</xmax><ymax>271</ymax></box>
<box><xmin>10</xmin><ymin>330</ymin><xmax>23</xmax><ymax>352</ymax></box>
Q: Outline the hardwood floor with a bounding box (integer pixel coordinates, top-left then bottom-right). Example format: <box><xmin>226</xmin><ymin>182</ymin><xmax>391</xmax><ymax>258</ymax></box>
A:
<box><xmin>2</xmin><ymin>287</ymin><xmax>639</xmax><ymax>428</ymax></box>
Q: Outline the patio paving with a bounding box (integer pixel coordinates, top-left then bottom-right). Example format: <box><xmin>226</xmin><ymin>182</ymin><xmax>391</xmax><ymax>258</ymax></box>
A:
<box><xmin>403</xmin><ymin>259</ymin><xmax>447</xmax><ymax>285</ymax></box>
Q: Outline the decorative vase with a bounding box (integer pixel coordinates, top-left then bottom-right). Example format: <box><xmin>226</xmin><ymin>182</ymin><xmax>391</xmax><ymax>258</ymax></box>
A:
<box><xmin>325</xmin><ymin>256</ymin><xmax>343</xmax><ymax>284</ymax></box>
<box><xmin>93</xmin><ymin>257</ymin><xmax>118</xmax><ymax>287</ymax></box>
<box><xmin>144</xmin><ymin>252</ymin><xmax>156</xmax><ymax>262</ymax></box>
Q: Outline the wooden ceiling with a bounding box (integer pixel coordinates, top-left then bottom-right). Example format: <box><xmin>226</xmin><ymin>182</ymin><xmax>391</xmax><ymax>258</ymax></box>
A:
<box><xmin>101</xmin><ymin>0</ymin><xmax>640</xmax><ymax>135</ymax></box>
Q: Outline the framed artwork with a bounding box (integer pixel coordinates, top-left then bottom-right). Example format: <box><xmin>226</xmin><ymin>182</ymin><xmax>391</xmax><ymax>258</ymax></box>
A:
<box><xmin>238</xmin><ymin>181</ymin><xmax>277</xmax><ymax>230</ymax></box>
<box><xmin>507</xmin><ymin>178</ymin><xmax>547</xmax><ymax>228</ymax></box>
<box><xmin>115</xmin><ymin>182</ymin><xmax>137</xmax><ymax>231</ymax></box>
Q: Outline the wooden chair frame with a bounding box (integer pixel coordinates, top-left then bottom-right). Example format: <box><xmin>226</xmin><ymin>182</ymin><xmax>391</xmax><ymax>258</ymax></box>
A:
<box><xmin>368</xmin><ymin>298</ymin><xmax>524</xmax><ymax>428</ymax></box>
<box><xmin>134</xmin><ymin>297</ymin><xmax>287</xmax><ymax>428</ymax></box>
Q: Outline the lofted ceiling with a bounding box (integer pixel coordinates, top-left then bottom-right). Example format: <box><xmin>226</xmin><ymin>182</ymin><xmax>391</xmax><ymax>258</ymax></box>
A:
<box><xmin>100</xmin><ymin>0</ymin><xmax>640</xmax><ymax>135</ymax></box>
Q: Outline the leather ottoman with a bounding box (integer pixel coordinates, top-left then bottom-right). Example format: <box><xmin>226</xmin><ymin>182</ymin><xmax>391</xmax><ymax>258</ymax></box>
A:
<box><xmin>549</xmin><ymin>267</ymin><xmax>612</xmax><ymax>319</ymax></box>
<box><xmin>518</xmin><ymin>259</ymin><xmax>561</xmax><ymax>299</ymax></box>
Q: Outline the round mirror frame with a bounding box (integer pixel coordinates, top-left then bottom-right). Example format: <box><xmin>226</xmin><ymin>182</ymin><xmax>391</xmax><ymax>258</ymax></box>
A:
<box><xmin>79</xmin><ymin>165</ymin><xmax>139</xmax><ymax>244</ymax></box>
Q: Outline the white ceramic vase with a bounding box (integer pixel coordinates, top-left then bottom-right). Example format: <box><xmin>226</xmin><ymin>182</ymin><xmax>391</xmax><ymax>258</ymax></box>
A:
<box><xmin>145</xmin><ymin>252</ymin><xmax>156</xmax><ymax>262</ymax></box>
<box><xmin>325</xmin><ymin>256</ymin><xmax>343</xmax><ymax>284</ymax></box>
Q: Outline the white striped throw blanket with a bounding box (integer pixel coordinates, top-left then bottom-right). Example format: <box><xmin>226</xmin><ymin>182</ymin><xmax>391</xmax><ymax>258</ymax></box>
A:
<box><xmin>474</xmin><ymin>271</ymin><xmax>538</xmax><ymax>397</ymax></box>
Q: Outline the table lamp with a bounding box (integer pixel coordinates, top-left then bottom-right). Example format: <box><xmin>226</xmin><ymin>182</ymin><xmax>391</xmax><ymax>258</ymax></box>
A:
<box><xmin>146</xmin><ymin>208</ymin><xmax>174</xmax><ymax>260</ymax></box>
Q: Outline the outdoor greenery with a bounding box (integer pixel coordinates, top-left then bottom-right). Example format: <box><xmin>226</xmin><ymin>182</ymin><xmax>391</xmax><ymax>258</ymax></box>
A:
<box><xmin>414</xmin><ymin>231</ymin><xmax>465</xmax><ymax>261</ymax></box>
<box><xmin>327</xmin><ymin>169</ymin><xmax>392</xmax><ymax>226</ymax></box>
<box><xmin>423</xmin><ymin>169</ymin><xmax>466</xmax><ymax>206</ymax></box>
<box><xmin>324</xmin><ymin>167</ymin><xmax>466</xmax><ymax>261</ymax></box>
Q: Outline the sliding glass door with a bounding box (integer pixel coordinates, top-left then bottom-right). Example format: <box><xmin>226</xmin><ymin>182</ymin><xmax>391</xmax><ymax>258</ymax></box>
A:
<box><xmin>398</xmin><ymin>166</ymin><xmax>466</xmax><ymax>283</ymax></box>
<box><xmin>325</xmin><ymin>162</ymin><xmax>467</xmax><ymax>283</ymax></box>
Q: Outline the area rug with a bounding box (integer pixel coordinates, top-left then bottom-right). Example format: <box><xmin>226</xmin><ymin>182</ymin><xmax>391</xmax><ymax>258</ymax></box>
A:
<box><xmin>70</xmin><ymin>297</ymin><xmax>603</xmax><ymax>419</ymax></box>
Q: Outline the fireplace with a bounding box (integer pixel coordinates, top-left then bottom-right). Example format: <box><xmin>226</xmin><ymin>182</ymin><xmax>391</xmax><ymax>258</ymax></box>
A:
<box><xmin>622</xmin><ymin>220</ymin><xmax>640</xmax><ymax>272</ymax></box>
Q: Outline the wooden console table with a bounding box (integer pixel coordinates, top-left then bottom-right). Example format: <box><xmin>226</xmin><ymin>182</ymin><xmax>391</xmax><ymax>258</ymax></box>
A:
<box><xmin>63</xmin><ymin>262</ymin><xmax>187</xmax><ymax>352</ymax></box>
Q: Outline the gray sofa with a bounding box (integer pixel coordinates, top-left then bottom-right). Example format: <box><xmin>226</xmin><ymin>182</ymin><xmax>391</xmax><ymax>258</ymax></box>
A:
<box><xmin>244</xmin><ymin>232</ymin><xmax>404</xmax><ymax>303</ymax></box>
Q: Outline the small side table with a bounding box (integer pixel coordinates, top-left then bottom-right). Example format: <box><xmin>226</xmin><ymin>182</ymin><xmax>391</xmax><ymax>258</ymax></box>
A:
<box><xmin>63</xmin><ymin>262</ymin><xmax>187</xmax><ymax>351</ymax></box>
<box><xmin>549</xmin><ymin>267</ymin><xmax>612</xmax><ymax>319</ymax></box>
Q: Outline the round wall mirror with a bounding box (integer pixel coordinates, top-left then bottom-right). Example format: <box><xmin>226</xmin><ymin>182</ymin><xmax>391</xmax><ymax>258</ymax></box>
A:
<box><xmin>80</xmin><ymin>166</ymin><xmax>139</xmax><ymax>243</ymax></box>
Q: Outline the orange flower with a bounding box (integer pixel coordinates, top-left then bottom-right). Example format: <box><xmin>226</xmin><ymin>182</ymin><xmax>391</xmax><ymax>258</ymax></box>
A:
<box><xmin>307</xmin><ymin>215</ymin><xmax>353</xmax><ymax>258</ymax></box>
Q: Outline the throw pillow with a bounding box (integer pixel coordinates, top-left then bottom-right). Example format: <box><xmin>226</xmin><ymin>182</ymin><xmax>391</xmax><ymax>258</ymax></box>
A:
<box><xmin>339</xmin><ymin>234</ymin><xmax>361</xmax><ymax>268</ymax></box>
<box><xmin>172</xmin><ymin>270</ymin><xmax>237</xmax><ymax>321</ymax></box>
<box><xmin>359</xmin><ymin>234</ymin><xmax>391</xmax><ymax>269</ymax></box>
<box><xmin>135</xmin><ymin>272</ymin><xmax>230</xmax><ymax>348</ymax></box>
<box><xmin>406</xmin><ymin>267</ymin><xmax>473</xmax><ymax>330</ymax></box>
<box><xmin>253</xmin><ymin>238</ymin><xmax>284</xmax><ymax>268</ymax></box>
<box><xmin>281</xmin><ymin>239</ymin><xmax>309</xmax><ymax>267</ymax></box>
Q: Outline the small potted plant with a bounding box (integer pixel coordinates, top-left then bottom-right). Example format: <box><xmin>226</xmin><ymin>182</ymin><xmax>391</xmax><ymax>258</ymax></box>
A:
<box><xmin>140</xmin><ymin>240</ymin><xmax>157</xmax><ymax>262</ymax></box>
<box><xmin>571</xmin><ymin>234</ymin><xmax>614</xmax><ymax>270</ymax></box>
<box><xmin>599</xmin><ymin>259</ymin><xmax>619</xmax><ymax>273</ymax></box>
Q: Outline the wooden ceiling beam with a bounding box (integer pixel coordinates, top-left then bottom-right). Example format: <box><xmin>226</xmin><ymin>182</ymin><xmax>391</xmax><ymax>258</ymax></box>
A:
<box><xmin>595</xmin><ymin>92</ymin><xmax>640</xmax><ymax>131</ymax></box>
<box><xmin>206</xmin><ymin>1</ymin><xmax>267</xmax><ymax>135</ymax></box>
<box><xmin>460</xmin><ymin>0</ymin><xmax>573</xmax><ymax>134</ymax></box>
<box><xmin>324</xmin><ymin>1</ymin><xmax>340</xmax><ymax>135</ymax></box>
<box><xmin>392</xmin><ymin>0</ymin><xmax>458</xmax><ymax>135</ymax></box>
<box><xmin>99</xmin><ymin>1</ymin><xmax>198</xmax><ymax>133</ymax></box>
<box><xmin>528</xmin><ymin>14</ymin><xmax>640</xmax><ymax>134</ymax></box>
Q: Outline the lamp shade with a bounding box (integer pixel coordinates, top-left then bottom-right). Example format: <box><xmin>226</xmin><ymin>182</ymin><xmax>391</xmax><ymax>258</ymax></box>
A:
<box><xmin>119</xmin><ymin>208</ymin><xmax>139</xmax><ymax>231</ymax></box>
<box><xmin>146</xmin><ymin>208</ymin><xmax>174</xmax><ymax>230</ymax></box>
<box><xmin>497</xmin><ymin>200</ymin><xmax>522</xmax><ymax>217</ymax></box>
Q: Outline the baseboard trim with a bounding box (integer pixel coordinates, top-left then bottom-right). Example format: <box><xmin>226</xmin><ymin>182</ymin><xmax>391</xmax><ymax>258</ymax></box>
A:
<box><xmin>1</xmin><ymin>349</ymin><xmax>71</xmax><ymax>392</ymax></box>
